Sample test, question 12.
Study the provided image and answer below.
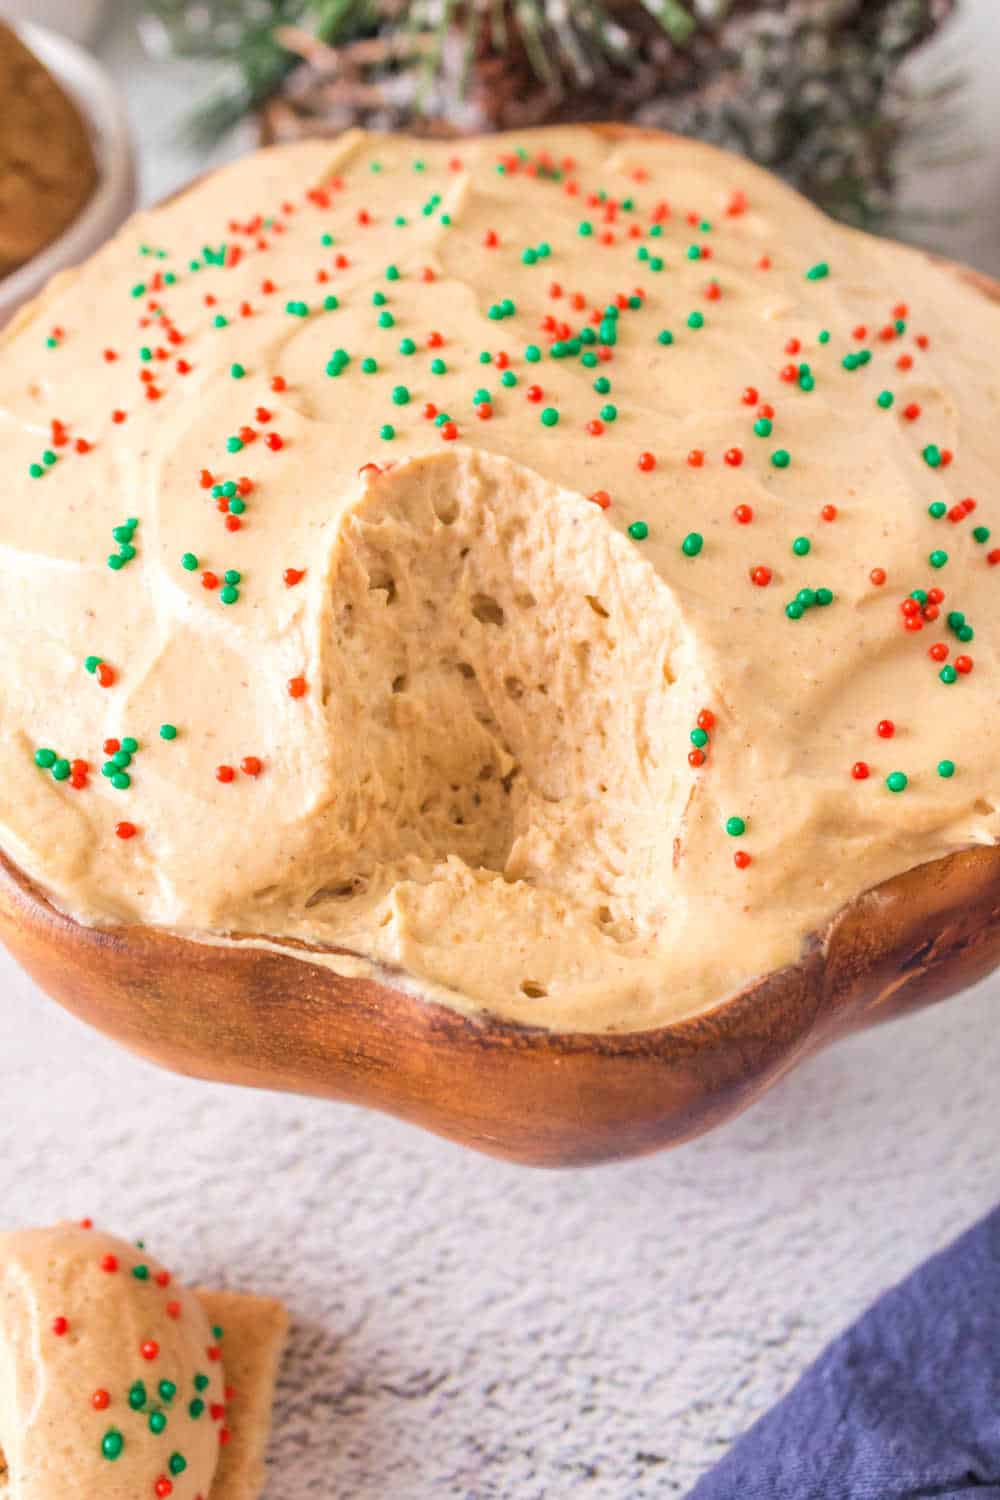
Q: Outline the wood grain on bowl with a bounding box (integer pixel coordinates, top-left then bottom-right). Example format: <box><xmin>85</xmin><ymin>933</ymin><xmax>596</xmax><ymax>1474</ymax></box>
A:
<box><xmin>1</xmin><ymin>843</ymin><xmax>999</xmax><ymax>1167</ymax></box>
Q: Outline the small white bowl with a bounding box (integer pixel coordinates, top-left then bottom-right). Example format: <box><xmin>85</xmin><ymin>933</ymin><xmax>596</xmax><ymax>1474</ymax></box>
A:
<box><xmin>0</xmin><ymin>22</ymin><xmax>136</xmax><ymax>328</ymax></box>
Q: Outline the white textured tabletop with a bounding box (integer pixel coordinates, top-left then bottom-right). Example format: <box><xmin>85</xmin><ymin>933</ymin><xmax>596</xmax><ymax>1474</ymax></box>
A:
<box><xmin>2</xmin><ymin>4</ymin><xmax>1000</xmax><ymax>1497</ymax></box>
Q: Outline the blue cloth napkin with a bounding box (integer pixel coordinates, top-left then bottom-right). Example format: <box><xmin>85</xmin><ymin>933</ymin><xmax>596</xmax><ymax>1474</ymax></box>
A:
<box><xmin>688</xmin><ymin>1206</ymin><xmax>1000</xmax><ymax>1499</ymax></box>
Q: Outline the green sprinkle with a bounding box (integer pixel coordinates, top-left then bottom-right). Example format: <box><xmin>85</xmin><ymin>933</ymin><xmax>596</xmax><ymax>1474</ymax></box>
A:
<box><xmin>771</xmin><ymin>449</ymin><xmax>791</xmax><ymax>468</ymax></box>
<box><xmin>594</xmin><ymin>377</ymin><xmax>611</xmax><ymax>396</ymax></box>
<box><xmin>228</xmin><ymin>498</ymin><xmax>245</xmax><ymax>515</ymax></box>
<box><xmin>372</xmin><ymin>291</ymin><xmax>386</xmax><ymax>307</ymax></box>
<box><xmin>681</xmin><ymin>532</ymin><xmax>703</xmax><ymax>557</ymax></box>
<box><xmin>582</xmin><ymin>351</ymin><xmax>598</xmax><ymax>368</ymax></box>
<box><xmin>657</xmin><ymin>329</ymin><xmax>674</xmax><ymax>346</ymax></box>
<box><xmin>324</xmin><ymin>295</ymin><xmax>338</xmax><ymax>311</ymax></box>
<box><xmin>939</xmin><ymin>664</ymin><xmax>957</xmax><ymax>684</ymax></box>
<box><xmin>181</xmin><ymin>552</ymin><xmax>198</xmax><ymax>571</ymax></box>
<box><xmin>220</xmin><ymin>585</ymin><xmax>239</xmax><ymax>605</ymax></box>
<box><xmin>132</xmin><ymin>1263</ymin><xmax>149</xmax><ymax>1280</ymax></box>
<box><xmin>501</xmin><ymin>370</ymin><xmax>516</xmax><ymax>387</ymax></box>
<box><xmin>159</xmin><ymin>1380</ymin><xmax>177</xmax><ymax>1403</ymax></box>
<box><xmin>226</xmin><ymin>436</ymin><xmax>244</xmax><ymax>453</ymax></box>
<box><xmin>29</xmin><ymin>463</ymin><xmax>43</xmax><ymax>479</ymax></box>
<box><xmin>107</xmin><ymin>555</ymin><xmax>125</xmax><ymax>571</ymax></box>
<box><xmin>380</xmin><ymin>424</ymin><xmax>395</xmax><ymax>440</ymax></box>
<box><xmin>627</xmin><ymin>521</ymin><xmax>648</xmax><ymax>541</ymax></box>
<box><xmin>805</xmin><ymin>261</ymin><xmax>830</xmax><ymax>281</ymax></box>
<box><xmin>929</xmin><ymin>549</ymin><xmax>948</xmax><ymax>569</ymax></box>
<box><xmin>399</xmin><ymin>338</ymin><xmax>416</xmax><ymax>355</ymax></box>
<box><xmin>876</xmin><ymin>390</ymin><xmax>893</xmax><ymax>409</ymax></box>
<box><xmin>540</xmin><ymin>407</ymin><xmax>559</xmax><ymax>427</ymax></box>
<box><xmin>600</xmin><ymin>404</ymin><xmax>617</xmax><ymax>423</ymax></box>
<box><xmin>923</xmin><ymin>444</ymin><xmax>942</xmax><ymax>468</ymax></box>
<box><xmin>121</xmin><ymin>737</ymin><xmax>138</xmax><ymax>754</ymax></box>
<box><xmin>391</xmin><ymin>385</ymin><xmax>410</xmax><ymax>406</ymax></box>
<box><xmin>385</xmin><ymin>264</ymin><xmax>400</xmax><ymax>281</ymax></box>
<box><xmin>112</xmin><ymin>525</ymin><xmax>134</xmax><ymax>544</ymax></box>
<box><xmin>797</xmin><ymin>588</ymin><xmax>816</xmax><ymax>609</ymax></box>
<box><xmin>973</xmin><ymin>525</ymin><xmax>991</xmax><ymax>543</ymax></box>
<box><xmin>686</xmin><ymin>244</ymin><xmax>701</xmax><ymax>260</ymax></box>
<box><xmin>230</xmin><ymin>363</ymin><xmax>245</xmax><ymax>380</ymax></box>
<box><xmin>886</xmin><ymin>772</ymin><xmax>908</xmax><ymax>792</ymax></box>
<box><xmin>160</xmin><ymin>724</ymin><xmax>177</xmax><ymax>740</ymax></box>
<box><xmin>285</xmin><ymin>300</ymin><xmax>309</xmax><ymax>317</ymax></box>
<box><xmin>378</xmin><ymin>311</ymin><xmax>394</xmax><ymax>329</ymax></box>
<box><xmin>43</xmin><ymin>450</ymin><xmax>57</xmax><ymax>466</ymax></box>
<box><xmin>725</xmin><ymin>816</ymin><xmax>746</xmax><ymax>837</ymax></box>
<box><xmin>928</xmin><ymin>502</ymin><xmax>947</xmax><ymax>519</ymax></box>
<box><xmin>52</xmin><ymin>759</ymin><xmax>70</xmax><ymax>781</ymax></box>
<box><xmin>148</xmin><ymin>1411</ymin><xmax>167</xmax><ymax>1435</ymax></box>
<box><xmin>479</xmin><ymin>351</ymin><xmax>491</xmax><ymax>364</ymax></box>
<box><xmin>131</xmin><ymin>283</ymin><xmax>145</xmax><ymax>299</ymax></box>
<box><xmin>84</xmin><ymin>656</ymin><xmax>101</xmax><ymax>674</ymax></box>
<box><xmin>128</xmin><ymin>1383</ymin><xmax>146</xmax><ymax>1411</ymax></box>
<box><xmin>169</xmin><ymin>1454</ymin><xmax>187</xmax><ymax>1476</ymax></box>
<box><xmin>785</xmin><ymin>601</ymin><xmax>804</xmax><ymax>620</ymax></box>
<box><xmin>525</xmin><ymin>344</ymin><xmax>541</xmax><ymax>363</ymax></box>
<box><xmin>818</xmin><ymin>330</ymin><xmax>831</xmax><ymax>344</ymax></box>
<box><xmin>34</xmin><ymin>749</ymin><xmax>56</xmax><ymax>769</ymax></box>
<box><xmin>578</xmin><ymin>221</ymin><xmax>593</xmax><ymax>236</ymax></box>
<box><xmin>521</xmin><ymin>248</ymin><xmax>537</xmax><ymax>265</ymax></box>
<box><xmin>111</xmin><ymin>772</ymin><xmax>131</xmax><ymax>790</ymax></box>
<box><xmin>431</xmin><ymin>358</ymin><xmax>446</xmax><ymax>375</ymax></box>
<box><xmin>937</xmin><ymin>759</ymin><xmax>956</xmax><ymax>778</ymax></box>
<box><xmin>189</xmin><ymin>1399</ymin><xmax>205</xmax><ymax>1418</ymax></box>
<box><xmin>194</xmin><ymin>1375</ymin><xmax>210</xmax><ymax>1393</ymax></box>
<box><xmin>792</xmin><ymin>536</ymin><xmax>811</xmax><ymax>556</ymax></box>
<box><xmin>102</xmin><ymin>1430</ymin><xmax>124</xmax><ymax>1461</ymax></box>
<box><xmin>815</xmin><ymin>587</ymin><xmax>834</xmax><ymax>606</ymax></box>
<box><xmin>213</xmin><ymin>315</ymin><xmax>228</xmax><ymax>329</ymax></box>
<box><xmin>957</xmin><ymin>624</ymin><xmax>974</xmax><ymax>642</ymax></box>
<box><xmin>362</xmin><ymin>357</ymin><xmax>377</xmax><ymax>374</ymax></box>
<box><xmin>687</xmin><ymin>312</ymin><xmax>704</xmax><ymax>330</ymax></box>
<box><xmin>321</xmin><ymin>232</ymin><xmax>333</xmax><ymax>247</ymax></box>
<box><xmin>753</xmin><ymin>417</ymin><xmax>772</xmax><ymax>437</ymax></box>
<box><xmin>690</xmin><ymin>728</ymin><xmax>709</xmax><ymax>749</ymax></box>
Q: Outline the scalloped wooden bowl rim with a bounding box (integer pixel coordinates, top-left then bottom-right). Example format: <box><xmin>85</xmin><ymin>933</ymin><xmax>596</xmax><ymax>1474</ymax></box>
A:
<box><xmin>1</xmin><ymin>124</ymin><xmax>999</xmax><ymax>1166</ymax></box>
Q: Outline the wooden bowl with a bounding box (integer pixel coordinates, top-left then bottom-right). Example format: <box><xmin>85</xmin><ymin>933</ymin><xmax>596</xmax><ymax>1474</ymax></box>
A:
<box><xmin>2</xmin><ymin>841</ymin><xmax>1000</xmax><ymax>1166</ymax></box>
<box><xmin>2</xmin><ymin>127</ymin><xmax>999</xmax><ymax>1167</ymax></box>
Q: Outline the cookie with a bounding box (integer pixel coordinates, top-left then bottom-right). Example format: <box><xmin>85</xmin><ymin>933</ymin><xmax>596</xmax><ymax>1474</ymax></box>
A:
<box><xmin>0</xmin><ymin>21</ymin><xmax>98</xmax><ymax>279</ymax></box>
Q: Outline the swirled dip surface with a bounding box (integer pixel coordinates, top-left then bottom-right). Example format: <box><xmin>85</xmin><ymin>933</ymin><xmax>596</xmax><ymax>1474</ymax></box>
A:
<box><xmin>0</xmin><ymin>1224</ymin><xmax>225</xmax><ymax>1499</ymax></box>
<box><xmin>0</xmin><ymin>127</ymin><xmax>998</xmax><ymax>1031</ymax></box>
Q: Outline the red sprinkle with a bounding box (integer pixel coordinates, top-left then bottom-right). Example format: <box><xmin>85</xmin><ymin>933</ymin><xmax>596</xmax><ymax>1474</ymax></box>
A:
<box><xmin>741</xmin><ymin>387</ymin><xmax>759</xmax><ymax>406</ymax></box>
<box><xmin>589</xmin><ymin>490</ymin><xmax>611</xmax><ymax>510</ymax></box>
<box><xmin>687</xmin><ymin>449</ymin><xmax>704</xmax><ymax>469</ymax></box>
<box><xmin>733</xmin><ymin>850</ymin><xmax>752</xmax><ymax>869</ymax></box>
<box><xmin>166</xmin><ymin>1301</ymin><xmax>181</xmax><ymax>1320</ymax></box>
<box><xmin>877</xmin><ymin>720</ymin><xmax>895</xmax><ymax>739</ymax></box>
<box><xmin>870</xmin><ymin>567</ymin><xmax>887</xmax><ymax>586</ymax></box>
<box><xmin>265</xmin><ymin>433</ymin><xmax>284</xmax><ymax>451</ymax></box>
<box><xmin>216</xmin><ymin>765</ymin><xmax>235</xmax><ymax>783</ymax></box>
<box><xmin>724</xmin><ymin>447</ymin><xmax>743</xmax><ymax>467</ymax></box>
<box><xmin>240</xmin><ymin>756</ymin><xmax>262</xmax><ymax>776</ymax></box>
<box><xmin>688</xmin><ymin>749</ymin><xmax>705</xmax><ymax>767</ymax></box>
<box><xmin>92</xmin><ymin>1390</ymin><xmax>111</xmax><ymax>1410</ymax></box>
<box><xmin>288</xmin><ymin>676</ymin><xmax>307</xmax><ymax>699</ymax></box>
<box><xmin>115</xmin><ymin>822</ymin><xmax>137</xmax><ymax>840</ymax></box>
<box><xmin>955</xmin><ymin>655</ymin><xmax>974</xmax><ymax>674</ymax></box>
<box><xmin>852</xmin><ymin>762</ymin><xmax>870</xmax><ymax>780</ymax></box>
<box><xmin>929</xmin><ymin>642</ymin><xmax>949</xmax><ymax>661</ymax></box>
<box><xmin>821</xmin><ymin>504</ymin><xmax>838</xmax><ymax>522</ymax></box>
<box><xmin>637</xmin><ymin>451</ymin><xmax>656</xmax><ymax>472</ymax></box>
<box><xmin>283</xmin><ymin>568</ymin><xmax>305</xmax><ymax>587</ymax></box>
<box><xmin>270</xmin><ymin>374</ymin><xmax>286</xmax><ymax>392</ymax></box>
<box><xmin>733</xmin><ymin>504</ymin><xmax>753</xmax><ymax>525</ymax></box>
<box><xmin>697</xmin><ymin>709</ymin><xmax>715</xmax><ymax>730</ymax></box>
<box><xmin>52</xmin><ymin>1317</ymin><xmax>69</xmax><ymax>1336</ymax></box>
<box><xmin>101</xmin><ymin>1253</ymin><xmax>119</xmax><ymax>1272</ymax></box>
<box><xmin>96</xmin><ymin>663</ymin><xmax>115</xmax><ymax>689</ymax></box>
<box><xmin>750</xmin><ymin>565</ymin><xmax>772</xmax><ymax>587</ymax></box>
